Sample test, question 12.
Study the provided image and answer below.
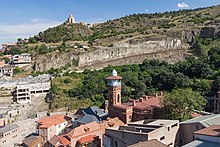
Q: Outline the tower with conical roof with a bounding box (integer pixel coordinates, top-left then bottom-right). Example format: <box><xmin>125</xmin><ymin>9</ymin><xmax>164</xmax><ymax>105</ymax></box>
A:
<box><xmin>106</xmin><ymin>69</ymin><xmax>122</xmax><ymax>106</ymax></box>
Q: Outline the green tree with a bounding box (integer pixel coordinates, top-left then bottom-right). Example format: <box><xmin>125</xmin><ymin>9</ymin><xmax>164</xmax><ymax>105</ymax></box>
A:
<box><xmin>162</xmin><ymin>88</ymin><xmax>206</xmax><ymax>121</ymax></box>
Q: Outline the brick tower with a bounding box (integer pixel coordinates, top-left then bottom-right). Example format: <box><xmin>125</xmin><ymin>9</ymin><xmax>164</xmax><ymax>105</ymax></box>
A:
<box><xmin>106</xmin><ymin>70</ymin><xmax>122</xmax><ymax>106</ymax></box>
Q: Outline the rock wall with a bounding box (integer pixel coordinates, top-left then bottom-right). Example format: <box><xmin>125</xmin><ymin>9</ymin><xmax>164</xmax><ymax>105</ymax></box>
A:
<box><xmin>78</xmin><ymin>37</ymin><xmax>189</xmax><ymax>67</ymax></box>
<box><xmin>34</xmin><ymin>36</ymin><xmax>190</xmax><ymax>71</ymax></box>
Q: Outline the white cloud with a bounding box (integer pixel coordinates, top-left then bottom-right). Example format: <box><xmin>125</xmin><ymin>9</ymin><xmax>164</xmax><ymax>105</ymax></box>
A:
<box><xmin>177</xmin><ymin>2</ymin><xmax>189</xmax><ymax>9</ymax></box>
<box><xmin>0</xmin><ymin>18</ymin><xmax>62</xmax><ymax>47</ymax></box>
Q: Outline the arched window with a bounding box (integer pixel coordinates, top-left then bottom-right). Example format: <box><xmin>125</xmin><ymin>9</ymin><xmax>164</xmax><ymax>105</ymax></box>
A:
<box><xmin>118</xmin><ymin>94</ymin><xmax>120</xmax><ymax>103</ymax></box>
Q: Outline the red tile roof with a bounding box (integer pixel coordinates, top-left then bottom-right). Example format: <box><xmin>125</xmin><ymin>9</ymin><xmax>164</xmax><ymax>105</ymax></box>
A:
<box><xmin>117</xmin><ymin>96</ymin><xmax>162</xmax><ymax>110</ymax></box>
<box><xmin>37</xmin><ymin>114</ymin><xmax>70</xmax><ymax>129</ymax></box>
<box><xmin>59</xmin><ymin>136</ymin><xmax>71</xmax><ymax>146</ymax></box>
<box><xmin>106</xmin><ymin>76</ymin><xmax>122</xmax><ymax>80</ymax></box>
<box><xmin>49</xmin><ymin>135</ymin><xmax>71</xmax><ymax>146</ymax></box>
<box><xmin>67</xmin><ymin>121</ymin><xmax>101</xmax><ymax>138</ymax></box>
<box><xmin>133</xmin><ymin>96</ymin><xmax>161</xmax><ymax>110</ymax></box>
<box><xmin>77</xmin><ymin>135</ymin><xmax>97</xmax><ymax>144</ymax></box>
<box><xmin>193</xmin><ymin>125</ymin><xmax>220</xmax><ymax>137</ymax></box>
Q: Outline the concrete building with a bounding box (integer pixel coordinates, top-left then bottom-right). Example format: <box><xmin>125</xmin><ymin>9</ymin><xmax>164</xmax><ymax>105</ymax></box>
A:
<box><xmin>11</xmin><ymin>53</ymin><xmax>31</xmax><ymax>67</ymax></box>
<box><xmin>106</xmin><ymin>70</ymin><xmax>162</xmax><ymax>124</ymax></box>
<box><xmin>179</xmin><ymin>114</ymin><xmax>220</xmax><ymax>146</ymax></box>
<box><xmin>103</xmin><ymin>119</ymin><xmax>179</xmax><ymax>147</ymax></box>
<box><xmin>0</xmin><ymin>124</ymin><xmax>21</xmax><ymax>147</ymax></box>
<box><xmin>14</xmin><ymin>74</ymin><xmax>51</xmax><ymax>104</ymax></box>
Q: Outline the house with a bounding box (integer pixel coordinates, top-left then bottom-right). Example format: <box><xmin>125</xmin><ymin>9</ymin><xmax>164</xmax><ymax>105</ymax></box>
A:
<box><xmin>74</xmin><ymin>106</ymin><xmax>108</xmax><ymax>125</ymax></box>
<box><xmin>0</xmin><ymin>124</ymin><xmax>21</xmax><ymax>147</ymax></box>
<box><xmin>106</xmin><ymin>70</ymin><xmax>162</xmax><ymax>124</ymax></box>
<box><xmin>127</xmin><ymin>139</ymin><xmax>168</xmax><ymax>147</ymax></box>
<box><xmin>36</xmin><ymin>114</ymin><xmax>72</xmax><ymax>144</ymax></box>
<box><xmin>11</xmin><ymin>53</ymin><xmax>31</xmax><ymax>67</ymax></box>
<box><xmin>0</xmin><ymin>65</ymin><xmax>14</xmax><ymax>77</ymax></box>
<box><xmin>47</xmin><ymin>117</ymin><xmax>124</xmax><ymax>147</ymax></box>
<box><xmin>2</xmin><ymin>43</ymin><xmax>17</xmax><ymax>50</ymax></box>
<box><xmin>179</xmin><ymin>114</ymin><xmax>220</xmax><ymax>146</ymax></box>
<box><xmin>103</xmin><ymin>119</ymin><xmax>179</xmax><ymax>147</ymax></box>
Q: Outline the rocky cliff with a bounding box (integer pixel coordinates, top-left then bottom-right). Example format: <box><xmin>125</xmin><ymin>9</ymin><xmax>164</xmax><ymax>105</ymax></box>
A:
<box><xmin>33</xmin><ymin>35</ymin><xmax>190</xmax><ymax>71</ymax></box>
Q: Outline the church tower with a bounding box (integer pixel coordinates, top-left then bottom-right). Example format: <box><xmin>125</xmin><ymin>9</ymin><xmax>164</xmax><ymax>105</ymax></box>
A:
<box><xmin>67</xmin><ymin>14</ymin><xmax>75</xmax><ymax>24</ymax></box>
<box><xmin>106</xmin><ymin>70</ymin><xmax>122</xmax><ymax>106</ymax></box>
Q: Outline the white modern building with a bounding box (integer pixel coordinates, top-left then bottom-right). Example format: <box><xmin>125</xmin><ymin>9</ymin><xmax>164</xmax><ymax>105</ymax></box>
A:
<box><xmin>11</xmin><ymin>54</ymin><xmax>31</xmax><ymax>67</ymax></box>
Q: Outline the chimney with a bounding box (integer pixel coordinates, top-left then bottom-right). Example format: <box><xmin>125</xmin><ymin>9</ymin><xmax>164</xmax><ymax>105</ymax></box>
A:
<box><xmin>139</xmin><ymin>98</ymin><xmax>144</xmax><ymax>102</ymax></box>
<box><xmin>160</xmin><ymin>91</ymin><xmax>163</xmax><ymax>96</ymax></box>
<box><xmin>143</xmin><ymin>95</ymin><xmax>148</xmax><ymax>101</ymax></box>
<box><xmin>133</xmin><ymin>100</ymin><xmax>136</xmax><ymax>106</ymax></box>
<box><xmin>155</xmin><ymin>93</ymin><xmax>158</xmax><ymax>97</ymax></box>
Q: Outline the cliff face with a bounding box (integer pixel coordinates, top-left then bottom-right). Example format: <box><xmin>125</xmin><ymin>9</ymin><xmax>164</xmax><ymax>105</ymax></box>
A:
<box><xmin>34</xmin><ymin>35</ymin><xmax>190</xmax><ymax>71</ymax></box>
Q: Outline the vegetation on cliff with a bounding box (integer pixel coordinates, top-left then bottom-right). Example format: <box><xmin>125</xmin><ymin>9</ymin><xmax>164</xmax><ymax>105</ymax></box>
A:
<box><xmin>48</xmin><ymin>46</ymin><xmax>220</xmax><ymax>113</ymax></box>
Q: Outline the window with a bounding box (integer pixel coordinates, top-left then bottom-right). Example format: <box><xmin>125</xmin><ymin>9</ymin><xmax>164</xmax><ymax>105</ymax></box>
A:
<box><xmin>117</xmin><ymin>94</ymin><xmax>120</xmax><ymax>103</ymax></box>
<box><xmin>168</xmin><ymin>127</ymin><xmax>170</xmax><ymax>131</ymax></box>
<box><xmin>115</xmin><ymin>141</ymin><xmax>118</xmax><ymax>147</ymax></box>
<box><xmin>160</xmin><ymin>136</ymin><xmax>165</xmax><ymax>141</ymax></box>
<box><xmin>168</xmin><ymin>143</ymin><xmax>173</xmax><ymax>146</ymax></box>
<box><xmin>171</xmin><ymin>123</ymin><xmax>178</xmax><ymax>128</ymax></box>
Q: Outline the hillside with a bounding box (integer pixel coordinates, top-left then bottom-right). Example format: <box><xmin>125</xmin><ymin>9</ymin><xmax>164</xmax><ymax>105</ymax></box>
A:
<box><xmin>17</xmin><ymin>5</ymin><xmax>220</xmax><ymax>71</ymax></box>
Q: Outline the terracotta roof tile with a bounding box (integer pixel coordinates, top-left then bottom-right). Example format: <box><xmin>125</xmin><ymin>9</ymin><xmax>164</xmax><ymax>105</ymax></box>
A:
<box><xmin>193</xmin><ymin>125</ymin><xmax>220</xmax><ymax>137</ymax></box>
<box><xmin>67</xmin><ymin>121</ymin><xmax>101</xmax><ymax>138</ymax></box>
<box><xmin>37</xmin><ymin>114</ymin><xmax>70</xmax><ymax>129</ymax></box>
<box><xmin>77</xmin><ymin>135</ymin><xmax>97</xmax><ymax>144</ymax></box>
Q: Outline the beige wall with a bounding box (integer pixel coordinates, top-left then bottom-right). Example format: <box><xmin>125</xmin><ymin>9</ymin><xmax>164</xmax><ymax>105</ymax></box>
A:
<box><xmin>39</xmin><ymin>126</ymin><xmax>56</xmax><ymax>143</ymax></box>
<box><xmin>179</xmin><ymin>123</ymin><xmax>204</xmax><ymax>146</ymax></box>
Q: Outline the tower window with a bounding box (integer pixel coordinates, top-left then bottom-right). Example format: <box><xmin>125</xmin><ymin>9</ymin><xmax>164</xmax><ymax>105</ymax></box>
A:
<box><xmin>118</xmin><ymin>94</ymin><xmax>120</xmax><ymax>103</ymax></box>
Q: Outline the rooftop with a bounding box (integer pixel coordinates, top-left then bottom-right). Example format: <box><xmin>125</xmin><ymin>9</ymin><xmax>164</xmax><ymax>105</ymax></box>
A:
<box><xmin>49</xmin><ymin>135</ymin><xmax>71</xmax><ymax>146</ymax></box>
<box><xmin>108</xmin><ymin>119</ymin><xmax>178</xmax><ymax>134</ymax></box>
<box><xmin>127</xmin><ymin>139</ymin><xmax>168</xmax><ymax>147</ymax></box>
<box><xmin>67</xmin><ymin>121</ymin><xmax>101</xmax><ymax>138</ymax></box>
<box><xmin>77</xmin><ymin>134</ymin><xmax>97</xmax><ymax>144</ymax></box>
<box><xmin>23</xmin><ymin>135</ymin><xmax>42</xmax><ymax>146</ymax></box>
<box><xmin>182</xmin><ymin>140</ymin><xmax>220</xmax><ymax>147</ymax></box>
<box><xmin>116</xmin><ymin>95</ymin><xmax>162</xmax><ymax>110</ymax></box>
<box><xmin>37</xmin><ymin>114</ymin><xmax>71</xmax><ymax>129</ymax></box>
<box><xmin>180</xmin><ymin>114</ymin><xmax>220</xmax><ymax>127</ymax></box>
<box><xmin>0</xmin><ymin>124</ymin><xmax>19</xmax><ymax>134</ymax></box>
<box><xmin>193</xmin><ymin>125</ymin><xmax>220</xmax><ymax>137</ymax></box>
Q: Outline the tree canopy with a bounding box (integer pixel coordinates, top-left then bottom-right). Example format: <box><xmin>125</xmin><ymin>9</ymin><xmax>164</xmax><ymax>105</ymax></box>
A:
<box><xmin>161</xmin><ymin>88</ymin><xmax>206</xmax><ymax>121</ymax></box>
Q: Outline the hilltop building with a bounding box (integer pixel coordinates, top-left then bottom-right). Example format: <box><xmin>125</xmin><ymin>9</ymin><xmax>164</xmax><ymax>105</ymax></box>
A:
<box><xmin>103</xmin><ymin>119</ymin><xmax>179</xmax><ymax>147</ymax></box>
<box><xmin>67</xmin><ymin>14</ymin><xmax>75</xmax><ymax>24</ymax></box>
<box><xmin>106</xmin><ymin>70</ymin><xmax>163</xmax><ymax>124</ymax></box>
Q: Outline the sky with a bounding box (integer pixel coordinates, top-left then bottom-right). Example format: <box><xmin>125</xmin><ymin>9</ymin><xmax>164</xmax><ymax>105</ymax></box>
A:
<box><xmin>0</xmin><ymin>0</ymin><xmax>219</xmax><ymax>47</ymax></box>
